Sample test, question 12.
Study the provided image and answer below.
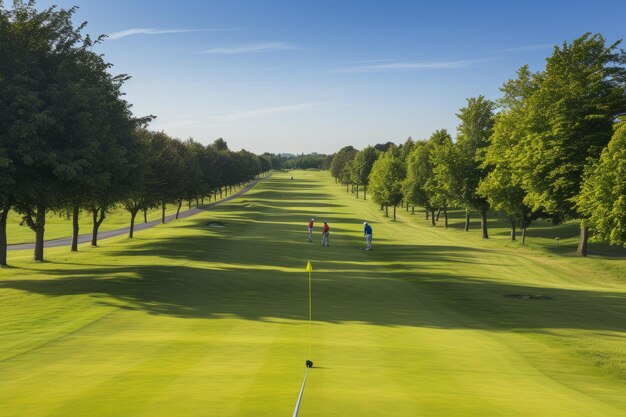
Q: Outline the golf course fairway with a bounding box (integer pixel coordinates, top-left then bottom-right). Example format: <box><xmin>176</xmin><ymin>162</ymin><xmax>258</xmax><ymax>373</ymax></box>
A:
<box><xmin>1</xmin><ymin>170</ymin><xmax>625</xmax><ymax>417</ymax></box>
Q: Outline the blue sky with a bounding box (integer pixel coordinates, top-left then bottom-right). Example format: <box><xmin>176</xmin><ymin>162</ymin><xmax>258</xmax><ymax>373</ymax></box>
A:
<box><xmin>35</xmin><ymin>0</ymin><xmax>626</xmax><ymax>154</ymax></box>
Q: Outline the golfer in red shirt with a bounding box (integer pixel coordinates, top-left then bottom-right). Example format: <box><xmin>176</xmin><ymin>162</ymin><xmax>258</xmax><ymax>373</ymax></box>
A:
<box><xmin>322</xmin><ymin>222</ymin><xmax>330</xmax><ymax>246</ymax></box>
<box><xmin>307</xmin><ymin>218</ymin><xmax>314</xmax><ymax>241</ymax></box>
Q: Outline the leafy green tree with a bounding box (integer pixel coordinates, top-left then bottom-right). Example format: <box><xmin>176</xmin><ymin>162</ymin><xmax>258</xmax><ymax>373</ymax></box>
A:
<box><xmin>513</xmin><ymin>33</ymin><xmax>626</xmax><ymax>255</ymax></box>
<box><xmin>235</xmin><ymin>149</ymin><xmax>262</xmax><ymax>183</ymax></box>
<box><xmin>258</xmin><ymin>154</ymin><xmax>272</xmax><ymax>174</ymax></box>
<box><xmin>203</xmin><ymin>145</ymin><xmax>224</xmax><ymax>200</ymax></box>
<box><xmin>374</xmin><ymin>142</ymin><xmax>395</xmax><ymax>152</ymax></box>
<box><xmin>430</xmin><ymin>140</ymin><xmax>461</xmax><ymax>228</ymax></box>
<box><xmin>121</xmin><ymin>129</ymin><xmax>159</xmax><ymax>238</ymax></box>
<box><xmin>368</xmin><ymin>151</ymin><xmax>405</xmax><ymax>220</ymax></box>
<box><xmin>0</xmin><ymin>6</ymin><xmax>15</xmax><ymax>265</ymax></box>
<box><xmin>151</xmin><ymin>132</ymin><xmax>187</xmax><ymax>223</ymax></box>
<box><xmin>86</xmin><ymin>122</ymin><xmax>146</xmax><ymax>247</ymax></box>
<box><xmin>340</xmin><ymin>160</ymin><xmax>354</xmax><ymax>193</ymax></box>
<box><xmin>454</xmin><ymin>96</ymin><xmax>495</xmax><ymax>238</ymax></box>
<box><xmin>1</xmin><ymin>1</ymin><xmax>138</xmax><ymax>261</ymax></box>
<box><xmin>399</xmin><ymin>137</ymin><xmax>415</xmax><ymax>162</ymax></box>
<box><xmin>330</xmin><ymin>146</ymin><xmax>357</xmax><ymax>183</ymax></box>
<box><xmin>172</xmin><ymin>140</ymin><xmax>197</xmax><ymax>218</ymax></box>
<box><xmin>426</xmin><ymin>129</ymin><xmax>454</xmax><ymax>227</ymax></box>
<box><xmin>577</xmin><ymin>120</ymin><xmax>626</xmax><ymax>246</ymax></box>
<box><xmin>403</xmin><ymin>141</ymin><xmax>437</xmax><ymax>222</ymax></box>
<box><xmin>212</xmin><ymin>138</ymin><xmax>229</xmax><ymax>152</ymax></box>
<box><xmin>479</xmin><ymin>66</ymin><xmax>539</xmax><ymax>243</ymax></box>
<box><xmin>183</xmin><ymin>139</ymin><xmax>209</xmax><ymax>209</ymax></box>
<box><xmin>351</xmin><ymin>146</ymin><xmax>379</xmax><ymax>200</ymax></box>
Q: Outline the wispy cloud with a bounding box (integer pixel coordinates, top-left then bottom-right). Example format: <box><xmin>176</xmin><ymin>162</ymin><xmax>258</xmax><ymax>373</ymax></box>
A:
<box><xmin>492</xmin><ymin>43</ymin><xmax>554</xmax><ymax>53</ymax></box>
<box><xmin>199</xmin><ymin>42</ymin><xmax>296</xmax><ymax>54</ymax></box>
<box><xmin>108</xmin><ymin>28</ymin><xmax>237</xmax><ymax>40</ymax></box>
<box><xmin>217</xmin><ymin>102</ymin><xmax>323</xmax><ymax>121</ymax></box>
<box><xmin>151</xmin><ymin>102</ymin><xmax>324</xmax><ymax>131</ymax></box>
<box><xmin>328</xmin><ymin>58</ymin><xmax>493</xmax><ymax>74</ymax></box>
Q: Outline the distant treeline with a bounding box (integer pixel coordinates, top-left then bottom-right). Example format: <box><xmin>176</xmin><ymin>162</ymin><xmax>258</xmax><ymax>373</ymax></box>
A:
<box><xmin>260</xmin><ymin>153</ymin><xmax>332</xmax><ymax>170</ymax></box>
<box><xmin>329</xmin><ymin>33</ymin><xmax>626</xmax><ymax>256</ymax></box>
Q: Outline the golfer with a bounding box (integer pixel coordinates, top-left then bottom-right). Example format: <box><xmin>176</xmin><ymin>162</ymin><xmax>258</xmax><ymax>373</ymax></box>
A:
<box><xmin>307</xmin><ymin>218</ymin><xmax>314</xmax><ymax>241</ymax></box>
<box><xmin>322</xmin><ymin>222</ymin><xmax>330</xmax><ymax>246</ymax></box>
<box><xmin>364</xmin><ymin>221</ymin><xmax>372</xmax><ymax>250</ymax></box>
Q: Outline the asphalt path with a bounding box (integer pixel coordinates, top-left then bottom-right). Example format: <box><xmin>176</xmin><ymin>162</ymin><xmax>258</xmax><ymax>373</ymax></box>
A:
<box><xmin>8</xmin><ymin>177</ymin><xmax>264</xmax><ymax>251</ymax></box>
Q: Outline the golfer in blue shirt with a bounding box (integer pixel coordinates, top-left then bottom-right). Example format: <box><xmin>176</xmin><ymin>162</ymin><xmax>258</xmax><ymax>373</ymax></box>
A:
<box><xmin>363</xmin><ymin>222</ymin><xmax>373</xmax><ymax>250</ymax></box>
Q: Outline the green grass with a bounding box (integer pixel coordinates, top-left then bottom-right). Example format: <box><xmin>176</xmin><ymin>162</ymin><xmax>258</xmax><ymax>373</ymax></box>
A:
<box><xmin>1</xmin><ymin>170</ymin><xmax>625</xmax><ymax>416</ymax></box>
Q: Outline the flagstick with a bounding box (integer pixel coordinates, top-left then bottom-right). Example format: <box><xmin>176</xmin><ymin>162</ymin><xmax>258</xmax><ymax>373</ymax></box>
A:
<box><xmin>308</xmin><ymin>261</ymin><xmax>312</xmax><ymax>358</ymax></box>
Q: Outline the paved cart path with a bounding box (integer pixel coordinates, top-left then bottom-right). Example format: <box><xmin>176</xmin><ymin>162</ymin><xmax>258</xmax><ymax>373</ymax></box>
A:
<box><xmin>8</xmin><ymin>178</ymin><xmax>265</xmax><ymax>251</ymax></box>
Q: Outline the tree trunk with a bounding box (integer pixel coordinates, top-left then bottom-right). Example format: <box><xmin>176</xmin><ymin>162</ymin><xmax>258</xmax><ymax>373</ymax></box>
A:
<box><xmin>219</xmin><ymin>189</ymin><xmax>223</xmax><ymax>199</ymax></box>
<box><xmin>577</xmin><ymin>225</ymin><xmax>589</xmax><ymax>256</ymax></box>
<box><xmin>129</xmin><ymin>209</ymin><xmax>138</xmax><ymax>238</ymax></box>
<box><xmin>161</xmin><ymin>201</ymin><xmax>166</xmax><ymax>223</ymax></box>
<box><xmin>33</xmin><ymin>205</ymin><xmax>46</xmax><ymax>262</ymax></box>
<box><xmin>0</xmin><ymin>204</ymin><xmax>9</xmax><ymax>266</ymax></box>
<box><xmin>143</xmin><ymin>208</ymin><xmax>148</xmax><ymax>223</ymax></box>
<box><xmin>430</xmin><ymin>209</ymin><xmax>436</xmax><ymax>226</ymax></box>
<box><xmin>406</xmin><ymin>203</ymin><xmax>409</xmax><ymax>212</ymax></box>
<box><xmin>436</xmin><ymin>208</ymin><xmax>441</xmax><ymax>221</ymax></box>
<box><xmin>510</xmin><ymin>220</ymin><xmax>516</xmax><ymax>241</ymax></box>
<box><xmin>522</xmin><ymin>227</ymin><xmax>527</xmax><ymax>245</ymax></box>
<box><xmin>188</xmin><ymin>200</ymin><xmax>192</xmax><ymax>210</ymax></box>
<box><xmin>464</xmin><ymin>211</ymin><xmax>470</xmax><ymax>231</ymax></box>
<box><xmin>364</xmin><ymin>186</ymin><xmax>367</xmax><ymax>200</ymax></box>
<box><xmin>480</xmin><ymin>208</ymin><xmax>489</xmax><ymax>239</ymax></box>
<box><xmin>70</xmin><ymin>205</ymin><xmax>79</xmax><ymax>252</ymax></box>
<box><xmin>346</xmin><ymin>183</ymin><xmax>349</xmax><ymax>193</ymax></box>
<box><xmin>443</xmin><ymin>206</ymin><xmax>448</xmax><ymax>228</ymax></box>
<box><xmin>356</xmin><ymin>184</ymin><xmax>359</xmax><ymax>199</ymax></box>
<box><xmin>91</xmin><ymin>208</ymin><xmax>106</xmax><ymax>247</ymax></box>
<box><xmin>426</xmin><ymin>210</ymin><xmax>429</xmax><ymax>220</ymax></box>
<box><xmin>393</xmin><ymin>206</ymin><xmax>397</xmax><ymax>221</ymax></box>
<box><xmin>412</xmin><ymin>206</ymin><xmax>415</xmax><ymax>215</ymax></box>
<box><xmin>385</xmin><ymin>206</ymin><xmax>389</xmax><ymax>217</ymax></box>
<box><xmin>176</xmin><ymin>199</ymin><xmax>182</xmax><ymax>219</ymax></box>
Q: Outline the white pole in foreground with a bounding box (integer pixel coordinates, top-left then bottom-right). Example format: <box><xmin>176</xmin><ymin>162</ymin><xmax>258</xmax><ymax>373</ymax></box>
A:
<box><xmin>292</xmin><ymin>366</ymin><xmax>310</xmax><ymax>417</ymax></box>
<box><xmin>292</xmin><ymin>260</ymin><xmax>315</xmax><ymax>416</ymax></box>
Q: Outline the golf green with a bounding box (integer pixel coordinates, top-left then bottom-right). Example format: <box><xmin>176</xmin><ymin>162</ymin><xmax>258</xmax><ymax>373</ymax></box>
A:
<box><xmin>1</xmin><ymin>170</ymin><xmax>625</xmax><ymax>416</ymax></box>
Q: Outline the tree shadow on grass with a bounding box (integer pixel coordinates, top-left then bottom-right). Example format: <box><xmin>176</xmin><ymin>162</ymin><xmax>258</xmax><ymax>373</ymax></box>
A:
<box><xmin>2</xmin><ymin>246</ymin><xmax>625</xmax><ymax>334</ymax></box>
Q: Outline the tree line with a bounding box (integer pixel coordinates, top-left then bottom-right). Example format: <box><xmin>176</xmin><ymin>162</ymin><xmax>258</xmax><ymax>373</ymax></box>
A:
<box><xmin>0</xmin><ymin>2</ymin><xmax>268</xmax><ymax>265</ymax></box>
<box><xmin>330</xmin><ymin>33</ymin><xmax>626</xmax><ymax>256</ymax></box>
<box><xmin>260</xmin><ymin>152</ymin><xmax>331</xmax><ymax>170</ymax></box>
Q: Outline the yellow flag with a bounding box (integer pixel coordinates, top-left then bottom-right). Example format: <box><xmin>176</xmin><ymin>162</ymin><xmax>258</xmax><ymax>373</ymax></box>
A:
<box><xmin>305</xmin><ymin>260</ymin><xmax>313</xmax><ymax>272</ymax></box>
